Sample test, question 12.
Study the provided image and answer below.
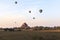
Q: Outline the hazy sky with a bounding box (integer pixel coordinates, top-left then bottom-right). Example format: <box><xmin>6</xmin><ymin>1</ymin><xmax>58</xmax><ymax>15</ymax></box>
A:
<box><xmin>0</xmin><ymin>0</ymin><xmax>60</xmax><ymax>28</ymax></box>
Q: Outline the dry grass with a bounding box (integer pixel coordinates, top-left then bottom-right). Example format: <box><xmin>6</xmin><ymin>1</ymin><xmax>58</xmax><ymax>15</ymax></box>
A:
<box><xmin>0</xmin><ymin>30</ymin><xmax>60</xmax><ymax>40</ymax></box>
<box><xmin>39</xmin><ymin>30</ymin><xmax>60</xmax><ymax>32</ymax></box>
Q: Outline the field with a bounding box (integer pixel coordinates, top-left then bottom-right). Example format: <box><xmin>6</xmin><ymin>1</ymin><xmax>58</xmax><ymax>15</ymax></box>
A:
<box><xmin>0</xmin><ymin>31</ymin><xmax>60</xmax><ymax>40</ymax></box>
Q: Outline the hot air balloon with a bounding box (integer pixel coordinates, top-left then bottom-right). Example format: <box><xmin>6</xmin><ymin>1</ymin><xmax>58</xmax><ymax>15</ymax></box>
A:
<box><xmin>33</xmin><ymin>17</ymin><xmax>35</xmax><ymax>19</ymax></box>
<box><xmin>15</xmin><ymin>1</ymin><xmax>17</xmax><ymax>4</ymax></box>
<box><xmin>39</xmin><ymin>9</ymin><xmax>43</xmax><ymax>13</ymax></box>
<box><xmin>29</xmin><ymin>10</ymin><xmax>31</xmax><ymax>13</ymax></box>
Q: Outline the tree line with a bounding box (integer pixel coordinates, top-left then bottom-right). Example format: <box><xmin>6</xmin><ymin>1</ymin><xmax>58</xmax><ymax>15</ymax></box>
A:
<box><xmin>0</xmin><ymin>23</ymin><xmax>60</xmax><ymax>31</ymax></box>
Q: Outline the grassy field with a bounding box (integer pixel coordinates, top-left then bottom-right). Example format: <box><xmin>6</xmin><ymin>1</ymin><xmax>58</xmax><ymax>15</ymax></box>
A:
<box><xmin>0</xmin><ymin>31</ymin><xmax>60</xmax><ymax>40</ymax></box>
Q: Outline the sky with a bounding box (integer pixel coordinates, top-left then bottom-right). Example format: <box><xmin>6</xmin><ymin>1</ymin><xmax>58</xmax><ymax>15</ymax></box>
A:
<box><xmin>0</xmin><ymin>0</ymin><xmax>60</xmax><ymax>28</ymax></box>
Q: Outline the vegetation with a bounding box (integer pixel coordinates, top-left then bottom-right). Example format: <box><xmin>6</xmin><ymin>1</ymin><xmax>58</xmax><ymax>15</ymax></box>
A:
<box><xmin>0</xmin><ymin>23</ymin><xmax>60</xmax><ymax>40</ymax></box>
<box><xmin>0</xmin><ymin>23</ymin><xmax>60</xmax><ymax>31</ymax></box>
<box><xmin>0</xmin><ymin>31</ymin><xmax>59</xmax><ymax>40</ymax></box>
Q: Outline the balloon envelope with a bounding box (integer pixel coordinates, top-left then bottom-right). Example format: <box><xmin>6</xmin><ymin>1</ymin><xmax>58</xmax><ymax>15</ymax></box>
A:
<box><xmin>15</xmin><ymin>1</ymin><xmax>17</xmax><ymax>4</ymax></box>
<box><xmin>29</xmin><ymin>11</ymin><xmax>31</xmax><ymax>13</ymax></box>
<box><xmin>39</xmin><ymin>9</ymin><xmax>43</xmax><ymax>13</ymax></box>
<box><xmin>33</xmin><ymin>17</ymin><xmax>35</xmax><ymax>19</ymax></box>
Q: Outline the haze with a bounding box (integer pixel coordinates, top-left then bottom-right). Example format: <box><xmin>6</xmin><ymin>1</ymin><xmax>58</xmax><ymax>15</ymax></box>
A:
<box><xmin>0</xmin><ymin>0</ymin><xmax>60</xmax><ymax>28</ymax></box>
